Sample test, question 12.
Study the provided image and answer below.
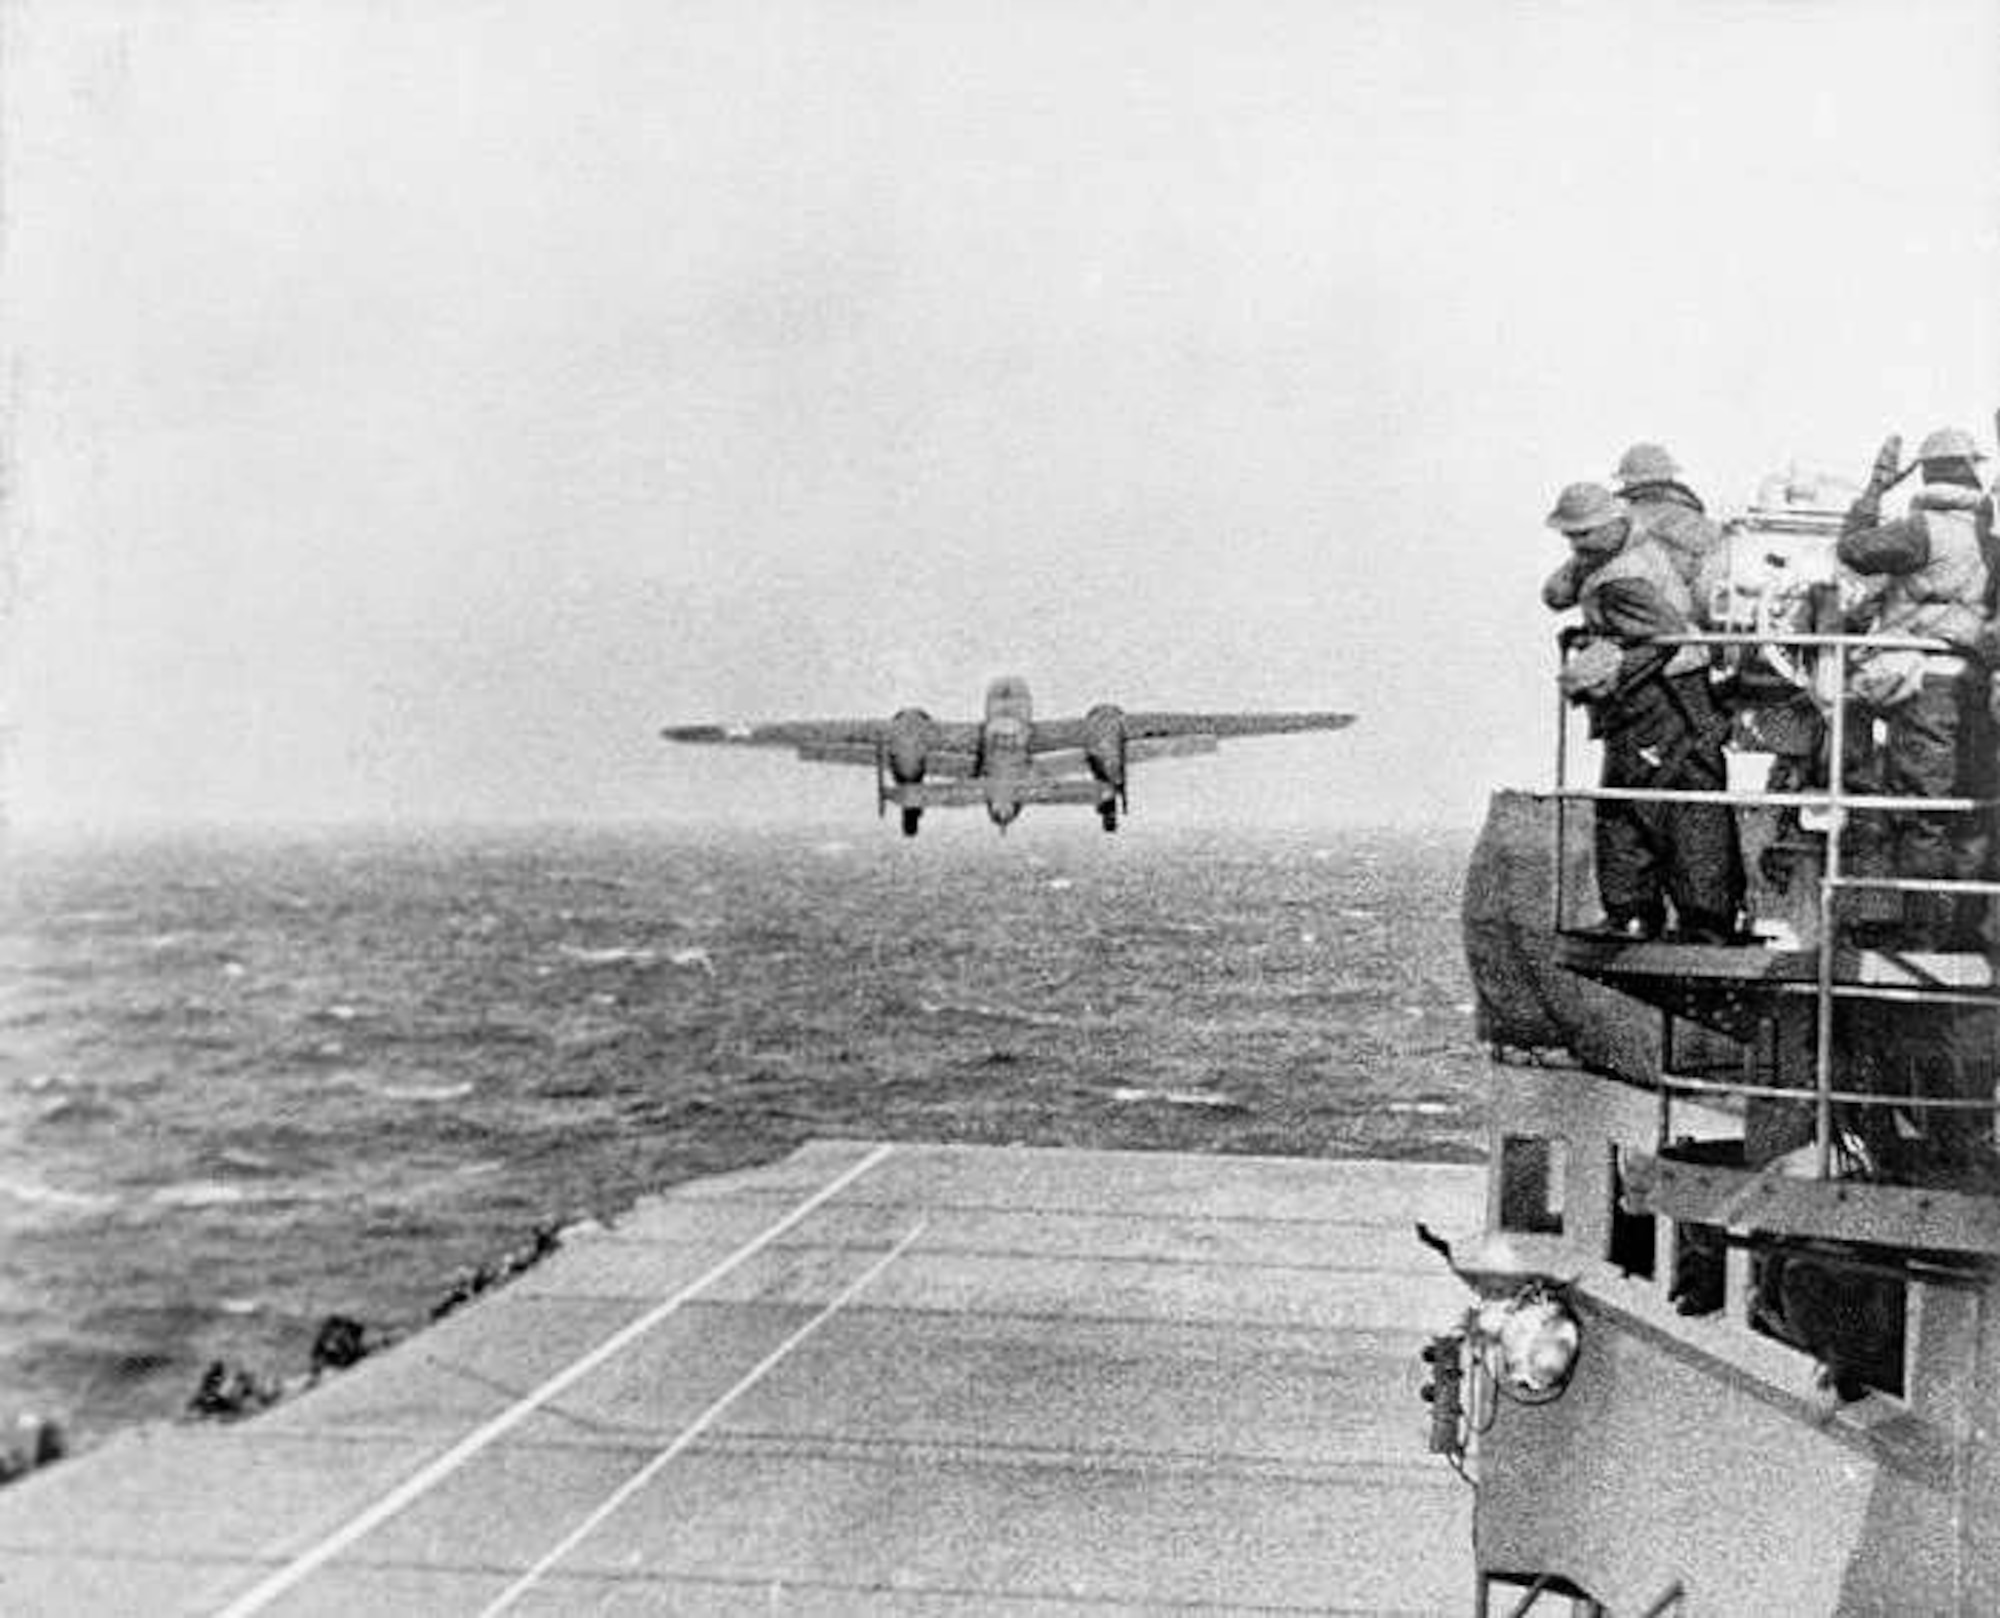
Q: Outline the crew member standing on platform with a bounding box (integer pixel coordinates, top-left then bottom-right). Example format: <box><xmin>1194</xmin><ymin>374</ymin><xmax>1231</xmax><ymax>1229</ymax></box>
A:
<box><xmin>1612</xmin><ymin>441</ymin><xmax>1722</xmax><ymax>589</ymax></box>
<box><xmin>1544</xmin><ymin>481</ymin><xmax>1746</xmax><ymax>942</ymax></box>
<box><xmin>1978</xmin><ymin>458</ymin><xmax>2000</xmax><ymax>947</ymax></box>
<box><xmin>1839</xmin><ymin>427</ymin><xmax>1995</xmax><ymax>950</ymax></box>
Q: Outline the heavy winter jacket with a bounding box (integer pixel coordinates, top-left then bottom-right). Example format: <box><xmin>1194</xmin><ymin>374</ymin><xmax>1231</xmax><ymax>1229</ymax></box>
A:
<box><xmin>1623</xmin><ymin>482</ymin><xmax>1722</xmax><ymax>589</ymax></box>
<box><xmin>1839</xmin><ymin>484</ymin><xmax>1991</xmax><ymax>660</ymax></box>
<box><xmin>1571</xmin><ymin>536</ymin><xmax>1715</xmax><ymax>742</ymax></box>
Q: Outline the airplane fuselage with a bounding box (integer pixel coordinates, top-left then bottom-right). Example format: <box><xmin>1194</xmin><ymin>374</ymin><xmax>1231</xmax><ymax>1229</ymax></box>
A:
<box><xmin>979</xmin><ymin>676</ymin><xmax>1036</xmax><ymax>827</ymax></box>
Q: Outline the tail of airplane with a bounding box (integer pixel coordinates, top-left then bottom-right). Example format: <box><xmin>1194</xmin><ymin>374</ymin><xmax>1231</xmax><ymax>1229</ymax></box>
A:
<box><xmin>1007</xmin><ymin>779</ymin><xmax>1111</xmax><ymax>806</ymax></box>
<box><xmin>888</xmin><ymin>780</ymin><xmax>991</xmax><ymax>808</ymax></box>
<box><xmin>884</xmin><ymin>777</ymin><xmax>1110</xmax><ymax>810</ymax></box>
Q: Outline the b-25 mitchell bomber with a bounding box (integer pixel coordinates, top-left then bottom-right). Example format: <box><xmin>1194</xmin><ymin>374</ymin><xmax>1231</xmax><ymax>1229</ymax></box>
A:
<box><xmin>662</xmin><ymin>675</ymin><xmax>1356</xmax><ymax>836</ymax></box>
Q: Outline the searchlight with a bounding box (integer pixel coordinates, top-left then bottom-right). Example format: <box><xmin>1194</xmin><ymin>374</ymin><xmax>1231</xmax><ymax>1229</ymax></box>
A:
<box><xmin>1475</xmin><ymin>1288</ymin><xmax>1581</xmax><ymax>1404</ymax></box>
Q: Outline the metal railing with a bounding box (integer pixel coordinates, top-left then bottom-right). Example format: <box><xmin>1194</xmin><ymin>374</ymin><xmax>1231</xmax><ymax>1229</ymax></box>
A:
<box><xmin>1551</xmin><ymin>623</ymin><xmax>2000</xmax><ymax>1181</ymax></box>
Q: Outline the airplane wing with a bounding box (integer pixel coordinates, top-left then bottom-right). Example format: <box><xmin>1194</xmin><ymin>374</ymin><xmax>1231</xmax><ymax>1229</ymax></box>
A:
<box><xmin>1120</xmin><ymin>711</ymin><xmax>1357</xmax><ymax>740</ymax></box>
<box><xmin>795</xmin><ymin>742</ymin><xmax>886</xmax><ymax>766</ymax></box>
<box><xmin>661</xmin><ymin>720</ymin><xmax>887</xmax><ymax>750</ymax></box>
<box><xmin>1026</xmin><ymin>741</ymin><xmax>1221</xmax><ymax>773</ymax></box>
<box><xmin>1029</xmin><ymin>710</ymin><xmax>1355</xmax><ymax>753</ymax></box>
<box><xmin>1029</xmin><ymin>748</ymin><xmax>1090</xmax><ymax>777</ymax></box>
<box><xmin>661</xmin><ymin>720</ymin><xmax>983</xmax><ymax>767</ymax></box>
<box><xmin>1127</xmin><ymin>733</ymin><xmax>1219</xmax><ymax>762</ymax></box>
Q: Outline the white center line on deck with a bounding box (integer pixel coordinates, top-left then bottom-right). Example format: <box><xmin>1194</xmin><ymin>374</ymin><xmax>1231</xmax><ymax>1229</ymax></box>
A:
<box><xmin>213</xmin><ymin>1141</ymin><xmax>898</xmax><ymax>1618</ymax></box>
<box><xmin>477</xmin><ymin>1217</ymin><xmax>930</xmax><ymax>1616</ymax></box>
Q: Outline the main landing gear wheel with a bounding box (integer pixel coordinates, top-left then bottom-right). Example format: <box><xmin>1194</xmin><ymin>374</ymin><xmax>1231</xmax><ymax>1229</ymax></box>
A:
<box><xmin>901</xmin><ymin>807</ymin><xmax>923</xmax><ymax>838</ymax></box>
<box><xmin>1098</xmin><ymin>804</ymin><xmax>1119</xmax><ymax>833</ymax></box>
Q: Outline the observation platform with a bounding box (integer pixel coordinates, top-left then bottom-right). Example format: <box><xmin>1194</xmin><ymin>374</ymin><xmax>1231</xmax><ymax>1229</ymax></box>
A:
<box><xmin>0</xmin><ymin>1141</ymin><xmax>1483</xmax><ymax>1616</ymax></box>
<box><xmin>1552</xmin><ymin>933</ymin><xmax>2000</xmax><ymax>1252</ymax></box>
<box><xmin>1556</xmin><ymin>935</ymin><xmax>2000</xmax><ymax>992</ymax></box>
<box><xmin>1555</xmin><ymin>935</ymin><xmax>2000</xmax><ymax>1038</ymax></box>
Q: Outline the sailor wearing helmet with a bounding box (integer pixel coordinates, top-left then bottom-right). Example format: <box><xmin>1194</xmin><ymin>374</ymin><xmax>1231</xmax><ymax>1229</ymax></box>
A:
<box><xmin>1839</xmin><ymin>426</ymin><xmax>1995</xmax><ymax>950</ymax></box>
<box><xmin>1542</xmin><ymin>481</ymin><xmax>1746</xmax><ymax>943</ymax></box>
<box><xmin>1611</xmin><ymin>441</ymin><xmax>1722</xmax><ymax>589</ymax></box>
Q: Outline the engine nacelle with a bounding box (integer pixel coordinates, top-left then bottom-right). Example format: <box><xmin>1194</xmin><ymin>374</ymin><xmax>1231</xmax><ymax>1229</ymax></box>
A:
<box><xmin>1082</xmin><ymin>703</ymin><xmax>1128</xmax><ymax>804</ymax></box>
<box><xmin>886</xmin><ymin>707</ymin><xmax>938</xmax><ymax>783</ymax></box>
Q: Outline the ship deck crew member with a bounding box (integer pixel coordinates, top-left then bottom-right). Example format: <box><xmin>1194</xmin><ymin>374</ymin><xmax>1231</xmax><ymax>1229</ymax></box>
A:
<box><xmin>1839</xmin><ymin>426</ymin><xmax>1996</xmax><ymax>951</ymax></box>
<box><xmin>1976</xmin><ymin>490</ymin><xmax>2000</xmax><ymax>949</ymax></box>
<box><xmin>1612</xmin><ymin>441</ymin><xmax>1722</xmax><ymax>589</ymax></box>
<box><xmin>1544</xmin><ymin>481</ymin><xmax>1745</xmax><ymax>943</ymax></box>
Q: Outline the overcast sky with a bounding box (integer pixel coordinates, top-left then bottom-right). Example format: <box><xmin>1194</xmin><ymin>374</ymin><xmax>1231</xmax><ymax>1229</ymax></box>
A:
<box><xmin>4</xmin><ymin>0</ymin><xmax>1996</xmax><ymax>832</ymax></box>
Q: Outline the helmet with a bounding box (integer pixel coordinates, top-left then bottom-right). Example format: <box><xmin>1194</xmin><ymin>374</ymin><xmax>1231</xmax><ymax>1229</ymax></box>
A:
<box><xmin>1916</xmin><ymin>426</ymin><xmax>1985</xmax><ymax>464</ymax></box>
<box><xmin>1545</xmin><ymin>482</ymin><xmax>1624</xmax><ymax>534</ymax></box>
<box><xmin>1612</xmin><ymin>442</ymin><xmax>1681</xmax><ymax>489</ymax></box>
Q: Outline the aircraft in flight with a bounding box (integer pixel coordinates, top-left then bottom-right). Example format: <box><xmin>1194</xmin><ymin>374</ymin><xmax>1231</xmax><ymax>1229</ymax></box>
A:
<box><xmin>662</xmin><ymin>675</ymin><xmax>1356</xmax><ymax>836</ymax></box>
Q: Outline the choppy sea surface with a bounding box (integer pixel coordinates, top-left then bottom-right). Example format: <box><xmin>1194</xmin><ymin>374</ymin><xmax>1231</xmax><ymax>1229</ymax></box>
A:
<box><xmin>0</xmin><ymin>823</ymin><xmax>1487</xmax><ymax>1449</ymax></box>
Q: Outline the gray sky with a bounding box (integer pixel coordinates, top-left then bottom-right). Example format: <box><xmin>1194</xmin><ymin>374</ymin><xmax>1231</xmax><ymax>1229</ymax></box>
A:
<box><xmin>5</xmin><ymin>0</ymin><xmax>1996</xmax><ymax>831</ymax></box>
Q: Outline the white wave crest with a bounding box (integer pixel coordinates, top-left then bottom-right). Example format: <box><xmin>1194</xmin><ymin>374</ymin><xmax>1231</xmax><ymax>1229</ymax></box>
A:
<box><xmin>557</xmin><ymin>945</ymin><xmax>660</xmax><ymax>967</ymax></box>
<box><xmin>1110</xmin><ymin>1086</ymin><xmax>1240</xmax><ymax>1109</ymax></box>
<box><xmin>0</xmin><ymin>1178</ymin><xmax>117</xmax><ymax>1215</ymax></box>
<box><xmin>150</xmin><ymin>1182</ymin><xmax>250</xmax><ymax>1208</ymax></box>
<box><xmin>373</xmin><ymin>1081</ymin><xmax>476</xmax><ymax>1103</ymax></box>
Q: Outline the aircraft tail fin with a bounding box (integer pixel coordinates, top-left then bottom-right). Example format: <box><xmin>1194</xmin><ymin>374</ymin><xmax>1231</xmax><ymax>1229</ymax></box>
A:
<box><xmin>1009</xmin><ymin>779</ymin><xmax>1110</xmax><ymax>806</ymax></box>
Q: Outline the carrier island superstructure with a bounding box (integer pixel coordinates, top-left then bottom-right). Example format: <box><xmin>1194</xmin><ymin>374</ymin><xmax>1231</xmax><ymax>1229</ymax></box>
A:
<box><xmin>1441</xmin><ymin>472</ymin><xmax>2000</xmax><ymax>1614</ymax></box>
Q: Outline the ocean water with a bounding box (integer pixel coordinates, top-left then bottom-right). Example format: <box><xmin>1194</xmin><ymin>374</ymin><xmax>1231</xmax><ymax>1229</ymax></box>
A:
<box><xmin>0</xmin><ymin>823</ymin><xmax>1487</xmax><ymax>1449</ymax></box>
